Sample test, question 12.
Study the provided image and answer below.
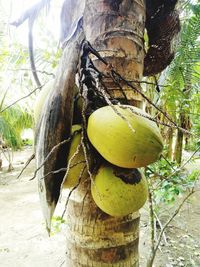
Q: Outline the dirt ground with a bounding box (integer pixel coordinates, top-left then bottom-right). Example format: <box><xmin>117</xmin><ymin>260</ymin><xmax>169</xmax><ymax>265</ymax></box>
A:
<box><xmin>0</xmin><ymin>147</ymin><xmax>66</xmax><ymax>267</ymax></box>
<box><xmin>0</xmin><ymin>147</ymin><xmax>199</xmax><ymax>267</ymax></box>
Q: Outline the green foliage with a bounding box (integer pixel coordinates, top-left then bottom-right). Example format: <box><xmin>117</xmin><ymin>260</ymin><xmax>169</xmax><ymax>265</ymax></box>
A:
<box><xmin>0</xmin><ymin>95</ymin><xmax>33</xmax><ymax>149</ymax></box>
<box><xmin>22</xmin><ymin>138</ymin><xmax>33</xmax><ymax>146</ymax></box>
<box><xmin>185</xmin><ymin>137</ymin><xmax>200</xmax><ymax>151</ymax></box>
<box><xmin>0</xmin><ymin>1</ymin><xmax>61</xmax><ymax>116</ymax></box>
<box><xmin>0</xmin><ymin>0</ymin><xmax>62</xmax><ymax>152</ymax></box>
<box><xmin>157</xmin><ymin>3</ymin><xmax>200</xmax><ymax>162</ymax></box>
<box><xmin>51</xmin><ymin>216</ymin><xmax>66</xmax><ymax>235</ymax></box>
<box><xmin>146</xmin><ymin>158</ymin><xmax>200</xmax><ymax>207</ymax></box>
<box><xmin>161</xmin><ymin>3</ymin><xmax>200</xmax><ymax>118</ymax></box>
<box><xmin>0</xmin><ymin>92</ymin><xmax>29</xmax><ymax>150</ymax></box>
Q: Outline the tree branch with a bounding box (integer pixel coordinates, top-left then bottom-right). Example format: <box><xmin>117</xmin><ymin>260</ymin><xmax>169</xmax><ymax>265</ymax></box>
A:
<box><xmin>10</xmin><ymin>0</ymin><xmax>51</xmax><ymax>87</ymax></box>
<box><xmin>146</xmin><ymin>189</ymin><xmax>195</xmax><ymax>267</ymax></box>
<box><xmin>10</xmin><ymin>0</ymin><xmax>51</xmax><ymax>27</ymax></box>
<box><xmin>129</xmin><ymin>79</ymin><xmax>169</xmax><ymax>88</ymax></box>
<box><xmin>0</xmin><ymin>85</ymin><xmax>44</xmax><ymax>113</ymax></box>
<box><xmin>36</xmin><ymin>160</ymin><xmax>86</xmax><ymax>181</ymax></box>
<box><xmin>0</xmin><ymin>147</ymin><xmax>9</xmax><ymax>162</ymax></box>
<box><xmin>28</xmin><ymin>17</ymin><xmax>42</xmax><ymax>87</ymax></box>
<box><xmin>164</xmin><ymin>145</ymin><xmax>200</xmax><ymax>182</ymax></box>
<box><xmin>31</xmin><ymin>130</ymin><xmax>81</xmax><ymax>181</ymax></box>
<box><xmin>17</xmin><ymin>153</ymin><xmax>35</xmax><ymax>179</ymax></box>
<box><xmin>148</xmin><ymin>186</ymin><xmax>155</xmax><ymax>253</ymax></box>
<box><xmin>8</xmin><ymin>68</ymin><xmax>55</xmax><ymax>77</ymax></box>
<box><xmin>61</xmin><ymin>165</ymin><xmax>86</xmax><ymax>219</ymax></box>
<box><xmin>30</xmin><ymin>138</ymin><xmax>71</xmax><ymax>181</ymax></box>
<box><xmin>153</xmin><ymin>211</ymin><xmax>168</xmax><ymax>245</ymax></box>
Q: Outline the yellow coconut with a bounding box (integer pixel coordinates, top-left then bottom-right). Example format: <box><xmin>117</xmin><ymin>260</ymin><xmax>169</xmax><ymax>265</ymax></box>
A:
<box><xmin>63</xmin><ymin>125</ymin><xmax>87</xmax><ymax>188</ymax></box>
<box><xmin>33</xmin><ymin>80</ymin><xmax>54</xmax><ymax>123</ymax></box>
<box><xmin>87</xmin><ymin>105</ymin><xmax>163</xmax><ymax>168</ymax></box>
<box><xmin>91</xmin><ymin>164</ymin><xmax>148</xmax><ymax>217</ymax></box>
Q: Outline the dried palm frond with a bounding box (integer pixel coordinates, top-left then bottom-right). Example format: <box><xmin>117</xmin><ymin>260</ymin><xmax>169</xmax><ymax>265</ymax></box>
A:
<box><xmin>144</xmin><ymin>0</ymin><xmax>181</xmax><ymax>76</ymax></box>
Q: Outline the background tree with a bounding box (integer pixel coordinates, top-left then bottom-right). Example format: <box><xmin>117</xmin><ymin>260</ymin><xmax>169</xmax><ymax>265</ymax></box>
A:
<box><xmin>0</xmin><ymin>0</ymin><xmax>62</xmax><ymax>170</ymax></box>
<box><xmin>159</xmin><ymin>2</ymin><xmax>200</xmax><ymax>164</ymax></box>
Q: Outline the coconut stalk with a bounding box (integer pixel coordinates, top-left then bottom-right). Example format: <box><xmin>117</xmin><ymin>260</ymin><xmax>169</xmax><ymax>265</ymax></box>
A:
<box><xmin>64</xmin><ymin>1</ymin><xmax>146</xmax><ymax>266</ymax></box>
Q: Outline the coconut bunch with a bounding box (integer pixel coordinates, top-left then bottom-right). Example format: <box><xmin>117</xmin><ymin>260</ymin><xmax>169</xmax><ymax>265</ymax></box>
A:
<box><xmin>34</xmin><ymin>50</ymin><xmax>163</xmax><ymax>220</ymax></box>
<box><xmin>60</xmin><ymin>42</ymin><xmax>164</xmax><ymax>217</ymax></box>
<box><xmin>32</xmin><ymin>0</ymin><xmax>174</xmax><ymax>232</ymax></box>
<box><xmin>63</xmin><ymin>104</ymin><xmax>163</xmax><ymax>217</ymax></box>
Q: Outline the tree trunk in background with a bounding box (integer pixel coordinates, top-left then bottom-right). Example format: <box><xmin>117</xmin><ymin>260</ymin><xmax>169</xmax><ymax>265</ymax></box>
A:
<box><xmin>159</xmin><ymin>113</ymin><xmax>174</xmax><ymax>160</ymax></box>
<box><xmin>174</xmin><ymin>67</ymin><xmax>192</xmax><ymax>164</ymax></box>
<box><xmin>173</xmin><ymin>113</ymin><xmax>185</xmax><ymax>164</ymax></box>
<box><xmin>174</xmin><ymin>128</ymin><xmax>183</xmax><ymax>164</ymax></box>
<box><xmin>65</xmin><ymin>1</ymin><xmax>146</xmax><ymax>266</ymax></box>
<box><xmin>167</xmin><ymin>127</ymin><xmax>173</xmax><ymax>160</ymax></box>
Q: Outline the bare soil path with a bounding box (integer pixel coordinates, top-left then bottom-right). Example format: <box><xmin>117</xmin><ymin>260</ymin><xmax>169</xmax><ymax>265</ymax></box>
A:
<box><xmin>140</xmin><ymin>151</ymin><xmax>200</xmax><ymax>267</ymax></box>
<box><xmin>0</xmin><ymin>148</ymin><xmax>199</xmax><ymax>267</ymax></box>
<box><xmin>0</xmin><ymin>147</ymin><xmax>65</xmax><ymax>267</ymax></box>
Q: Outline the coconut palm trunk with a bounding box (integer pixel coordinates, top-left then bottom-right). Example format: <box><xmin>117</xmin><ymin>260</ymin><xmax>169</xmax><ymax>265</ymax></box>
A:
<box><xmin>65</xmin><ymin>1</ymin><xmax>145</xmax><ymax>266</ymax></box>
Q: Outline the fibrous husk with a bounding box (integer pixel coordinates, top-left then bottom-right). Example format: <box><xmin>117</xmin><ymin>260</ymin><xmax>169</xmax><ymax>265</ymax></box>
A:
<box><xmin>33</xmin><ymin>80</ymin><xmax>54</xmax><ymax>124</ymax></box>
<box><xmin>91</xmin><ymin>164</ymin><xmax>148</xmax><ymax>217</ymax></box>
<box><xmin>63</xmin><ymin>125</ymin><xmax>88</xmax><ymax>189</ymax></box>
<box><xmin>87</xmin><ymin>105</ymin><xmax>163</xmax><ymax>168</ymax></box>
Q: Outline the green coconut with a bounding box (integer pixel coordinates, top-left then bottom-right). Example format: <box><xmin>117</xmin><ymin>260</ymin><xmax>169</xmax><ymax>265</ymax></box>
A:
<box><xmin>91</xmin><ymin>164</ymin><xmax>148</xmax><ymax>217</ymax></box>
<box><xmin>63</xmin><ymin>125</ymin><xmax>87</xmax><ymax>188</ymax></box>
<box><xmin>33</xmin><ymin>80</ymin><xmax>54</xmax><ymax>123</ymax></box>
<box><xmin>87</xmin><ymin>105</ymin><xmax>163</xmax><ymax>168</ymax></box>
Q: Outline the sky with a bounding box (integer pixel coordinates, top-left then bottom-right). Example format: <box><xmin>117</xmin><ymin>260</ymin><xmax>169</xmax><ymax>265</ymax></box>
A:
<box><xmin>3</xmin><ymin>0</ymin><xmax>64</xmax><ymax>47</ymax></box>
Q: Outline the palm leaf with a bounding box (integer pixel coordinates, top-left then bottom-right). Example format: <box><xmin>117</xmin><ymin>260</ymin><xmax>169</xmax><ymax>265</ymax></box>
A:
<box><xmin>0</xmin><ymin>103</ymin><xmax>33</xmax><ymax>149</ymax></box>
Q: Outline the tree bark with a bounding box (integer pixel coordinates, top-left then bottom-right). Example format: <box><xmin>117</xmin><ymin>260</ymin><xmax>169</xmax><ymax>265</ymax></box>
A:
<box><xmin>66</xmin><ymin>178</ymin><xmax>140</xmax><ymax>266</ymax></box>
<box><xmin>166</xmin><ymin>127</ymin><xmax>173</xmax><ymax>160</ymax></box>
<box><xmin>174</xmin><ymin>66</ymin><xmax>192</xmax><ymax>164</ymax></box>
<box><xmin>65</xmin><ymin>0</ymin><xmax>146</xmax><ymax>266</ymax></box>
<box><xmin>173</xmin><ymin>113</ymin><xmax>185</xmax><ymax>164</ymax></box>
<box><xmin>174</xmin><ymin>128</ymin><xmax>183</xmax><ymax>165</ymax></box>
<box><xmin>83</xmin><ymin>0</ymin><xmax>145</xmax><ymax>107</ymax></box>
